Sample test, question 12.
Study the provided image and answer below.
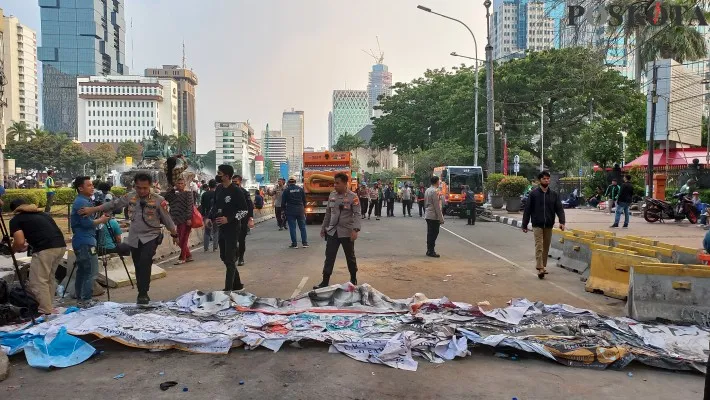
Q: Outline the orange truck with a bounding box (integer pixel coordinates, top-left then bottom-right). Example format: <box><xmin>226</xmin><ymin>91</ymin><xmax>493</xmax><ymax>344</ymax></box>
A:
<box><xmin>433</xmin><ymin>165</ymin><xmax>484</xmax><ymax>217</ymax></box>
<box><xmin>302</xmin><ymin>151</ymin><xmax>357</xmax><ymax>223</ymax></box>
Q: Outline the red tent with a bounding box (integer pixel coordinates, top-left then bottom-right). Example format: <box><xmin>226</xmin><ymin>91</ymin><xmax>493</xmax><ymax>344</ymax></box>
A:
<box><xmin>624</xmin><ymin>148</ymin><xmax>710</xmax><ymax>170</ymax></box>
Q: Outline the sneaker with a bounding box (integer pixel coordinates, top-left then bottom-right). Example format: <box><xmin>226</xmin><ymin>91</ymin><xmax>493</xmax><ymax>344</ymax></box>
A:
<box><xmin>609</xmin><ymin>224</ymin><xmax>618</xmax><ymax>228</ymax></box>
<box><xmin>238</xmin><ymin>258</ymin><xmax>245</xmax><ymax>266</ymax></box>
<box><xmin>78</xmin><ymin>299</ymin><xmax>98</xmax><ymax>308</ymax></box>
<box><xmin>537</xmin><ymin>270</ymin><xmax>549</xmax><ymax>280</ymax></box>
<box><xmin>174</xmin><ymin>259</ymin><xmax>186</xmax><ymax>265</ymax></box>
<box><xmin>137</xmin><ymin>293</ymin><xmax>150</xmax><ymax>305</ymax></box>
<box><xmin>279</xmin><ymin>227</ymin><xmax>283</xmax><ymax>231</ymax></box>
<box><xmin>289</xmin><ymin>243</ymin><xmax>299</xmax><ymax>249</ymax></box>
<box><xmin>233</xmin><ymin>284</ymin><xmax>245</xmax><ymax>291</ymax></box>
<box><xmin>302</xmin><ymin>243</ymin><xmax>310</xmax><ymax>248</ymax></box>
<box><xmin>213</xmin><ymin>248</ymin><xmax>218</xmax><ymax>252</ymax></box>
<box><xmin>312</xmin><ymin>282</ymin><xmax>329</xmax><ymax>290</ymax></box>
<box><xmin>426</xmin><ymin>252</ymin><xmax>441</xmax><ymax>258</ymax></box>
<box><xmin>622</xmin><ymin>225</ymin><xmax>628</xmax><ymax>229</ymax></box>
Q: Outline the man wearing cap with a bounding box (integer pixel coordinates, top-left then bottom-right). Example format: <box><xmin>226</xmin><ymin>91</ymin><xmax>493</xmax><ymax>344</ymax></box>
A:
<box><xmin>281</xmin><ymin>176</ymin><xmax>309</xmax><ymax>248</ymax></box>
<box><xmin>313</xmin><ymin>173</ymin><xmax>361</xmax><ymax>289</ymax></box>
<box><xmin>611</xmin><ymin>174</ymin><xmax>633</xmax><ymax>228</ymax></box>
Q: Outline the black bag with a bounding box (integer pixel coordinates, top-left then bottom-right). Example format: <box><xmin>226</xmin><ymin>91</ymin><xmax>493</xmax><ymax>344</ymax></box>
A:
<box><xmin>0</xmin><ymin>304</ymin><xmax>25</xmax><ymax>326</ymax></box>
<box><xmin>8</xmin><ymin>285</ymin><xmax>39</xmax><ymax>316</ymax></box>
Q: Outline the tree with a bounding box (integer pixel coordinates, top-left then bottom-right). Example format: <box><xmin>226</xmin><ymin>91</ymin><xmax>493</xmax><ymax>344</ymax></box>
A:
<box><xmin>333</xmin><ymin>132</ymin><xmax>367</xmax><ymax>152</ymax></box>
<box><xmin>90</xmin><ymin>143</ymin><xmax>118</xmax><ymax>174</ymax></box>
<box><xmin>5</xmin><ymin>132</ymin><xmax>70</xmax><ymax>171</ymax></box>
<box><xmin>117</xmin><ymin>140</ymin><xmax>142</xmax><ymax>161</ymax></box>
<box><xmin>496</xmin><ymin>48</ymin><xmax>645</xmax><ymax>171</ymax></box>
<box><xmin>203</xmin><ymin>150</ymin><xmax>216</xmax><ymax>172</ymax></box>
<box><xmin>581</xmin><ymin>120</ymin><xmax>624</xmax><ymax>168</ymax></box>
<box><xmin>175</xmin><ymin>133</ymin><xmax>193</xmax><ymax>155</ymax></box>
<box><xmin>6</xmin><ymin>121</ymin><xmax>31</xmax><ymax>142</ymax></box>
<box><xmin>59</xmin><ymin>142</ymin><xmax>91</xmax><ymax>177</ymax></box>
<box><xmin>410</xmin><ymin>139</ymin><xmax>471</xmax><ymax>183</ymax></box>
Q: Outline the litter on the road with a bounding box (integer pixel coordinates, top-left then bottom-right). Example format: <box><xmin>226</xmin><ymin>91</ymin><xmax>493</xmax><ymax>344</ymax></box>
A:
<box><xmin>159</xmin><ymin>381</ymin><xmax>178</xmax><ymax>391</ymax></box>
<box><xmin>113</xmin><ymin>373</ymin><xmax>125</xmax><ymax>379</ymax></box>
<box><xmin>0</xmin><ymin>284</ymin><xmax>708</xmax><ymax>373</ymax></box>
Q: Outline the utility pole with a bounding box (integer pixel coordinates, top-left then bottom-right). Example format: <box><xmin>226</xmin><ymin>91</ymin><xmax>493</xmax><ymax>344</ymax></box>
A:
<box><xmin>484</xmin><ymin>0</ymin><xmax>495</xmax><ymax>174</ymax></box>
<box><xmin>648</xmin><ymin>61</ymin><xmax>658</xmax><ymax>197</ymax></box>
<box><xmin>502</xmin><ymin>110</ymin><xmax>508</xmax><ymax>175</ymax></box>
<box><xmin>540</xmin><ymin>105</ymin><xmax>544</xmax><ymax>171</ymax></box>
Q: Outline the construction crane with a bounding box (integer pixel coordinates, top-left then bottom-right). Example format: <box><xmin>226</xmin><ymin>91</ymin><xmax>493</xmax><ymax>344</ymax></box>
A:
<box><xmin>361</xmin><ymin>36</ymin><xmax>384</xmax><ymax>65</ymax></box>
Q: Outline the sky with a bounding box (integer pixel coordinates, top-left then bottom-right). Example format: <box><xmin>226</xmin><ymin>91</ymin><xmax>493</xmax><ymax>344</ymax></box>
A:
<box><xmin>2</xmin><ymin>0</ymin><xmax>488</xmax><ymax>154</ymax></box>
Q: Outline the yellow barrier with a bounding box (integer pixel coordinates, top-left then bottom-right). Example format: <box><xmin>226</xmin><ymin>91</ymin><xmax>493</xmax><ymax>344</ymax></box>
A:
<box><xmin>671</xmin><ymin>245</ymin><xmax>702</xmax><ymax>264</ymax></box>
<box><xmin>585</xmin><ymin>249</ymin><xmax>660</xmax><ymax>300</ymax></box>
<box><xmin>615</xmin><ymin>244</ymin><xmax>656</xmax><ymax>258</ymax></box>
<box><xmin>613</xmin><ymin>238</ymin><xmax>673</xmax><ymax>261</ymax></box>
<box><xmin>623</xmin><ymin>235</ymin><xmax>657</xmax><ymax>246</ymax></box>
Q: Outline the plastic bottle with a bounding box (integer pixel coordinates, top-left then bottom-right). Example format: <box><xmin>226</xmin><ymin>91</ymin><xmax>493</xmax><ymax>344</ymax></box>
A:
<box><xmin>56</xmin><ymin>285</ymin><xmax>65</xmax><ymax>297</ymax></box>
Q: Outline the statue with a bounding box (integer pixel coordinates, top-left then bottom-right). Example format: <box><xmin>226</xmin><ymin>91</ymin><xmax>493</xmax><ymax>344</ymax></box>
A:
<box><xmin>141</xmin><ymin>128</ymin><xmax>171</xmax><ymax>161</ymax></box>
<box><xmin>120</xmin><ymin>128</ymin><xmax>172</xmax><ymax>189</ymax></box>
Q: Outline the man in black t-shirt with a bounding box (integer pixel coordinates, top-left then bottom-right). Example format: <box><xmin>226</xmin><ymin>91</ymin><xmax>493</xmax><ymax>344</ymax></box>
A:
<box><xmin>9</xmin><ymin>198</ymin><xmax>67</xmax><ymax>316</ymax></box>
<box><xmin>211</xmin><ymin>165</ymin><xmax>249</xmax><ymax>291</ymax></box>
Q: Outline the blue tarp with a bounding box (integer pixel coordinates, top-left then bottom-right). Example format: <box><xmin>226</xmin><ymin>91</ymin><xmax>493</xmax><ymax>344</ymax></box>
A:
<box><xmin>24</xmin><ymin>327</ymin><xmax>96</xmax><ymax>369</ymax></box>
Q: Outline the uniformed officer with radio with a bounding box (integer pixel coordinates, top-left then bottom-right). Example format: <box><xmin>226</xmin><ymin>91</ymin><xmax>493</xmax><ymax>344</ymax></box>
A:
<box><xmin>79</xmin><ymin>173</ymin><xmax>178</xmax><ymax>305</ymax></box>
<box><xmin>313</xmin><ymin>172</ymin><xmax>361</xmax><ymax>289</ymax></box>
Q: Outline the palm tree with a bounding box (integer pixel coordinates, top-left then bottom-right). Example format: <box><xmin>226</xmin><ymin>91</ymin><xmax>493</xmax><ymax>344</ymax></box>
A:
<box><xmin>6</xmin><ymin>121</ymin><xmax>31</xmax><ymax>141</ymax></box>
<box><xmin>333</xmin><ymin>132</ymin><xmax>366</xmax><ymax>152</ymax></box>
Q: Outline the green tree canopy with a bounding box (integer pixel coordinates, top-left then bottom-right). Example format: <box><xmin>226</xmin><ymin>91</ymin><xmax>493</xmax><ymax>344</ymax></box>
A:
<box><xmin>89</xmin><ymin>143</ymin><xmax>118</xmax><ymax>174</ymax></box>
<box><xmin>203</xmin><ymin>150</ymin><xmax>216</xmax><ymax>172</ymax></box>
<box><xmin>117</xmin><ymin>140</ymin><xmax>142</xmax><ymax>161</ymax></box>
<box><xmin>59</xmin><ymin>142</ymin><xmax>91</xmax><ymax>177</ymax></box>
<box><xmin>6</xmin><ymin>121</ymin><xmax>32</xmax><ymax>142</ymax></box>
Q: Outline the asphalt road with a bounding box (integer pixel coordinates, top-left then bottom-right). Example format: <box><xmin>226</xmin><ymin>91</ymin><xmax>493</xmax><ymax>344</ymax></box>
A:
<box><xmin>3</xmin><ymin>213</ymin><xmax>706</xmax><ymax>399</ymax></box>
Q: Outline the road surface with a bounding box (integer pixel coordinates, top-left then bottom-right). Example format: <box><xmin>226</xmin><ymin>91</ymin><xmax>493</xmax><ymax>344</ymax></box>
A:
<box><xmin>3</xmin><ymin>213</ymin><xmax>705</xmax><ymax>399</ymax></box>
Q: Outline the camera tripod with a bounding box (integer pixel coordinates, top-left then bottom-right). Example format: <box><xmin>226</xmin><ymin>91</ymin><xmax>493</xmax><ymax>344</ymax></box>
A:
<box><xmin>0</xmin><ymin>212</ymin><xmax>36</xmax><ymax>325</ymax></box>
<box><xmin>62</xmin><ymin>221</ymin><xmax>134</xmax><ymax>302</ymax></box>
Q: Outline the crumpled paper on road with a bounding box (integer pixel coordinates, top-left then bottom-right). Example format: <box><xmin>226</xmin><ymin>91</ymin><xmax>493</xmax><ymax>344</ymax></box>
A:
<box><xmin>1</xmin><ymin>283</ymin><xmax>708</xmax><ymax>373</ymax></box>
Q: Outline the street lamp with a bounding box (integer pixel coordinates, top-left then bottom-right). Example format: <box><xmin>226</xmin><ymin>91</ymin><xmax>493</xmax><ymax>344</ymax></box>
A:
<box><xmin>417</xmin><ymin>5</ymin><xmax>480</xmax><ymax>166</ymax></box>
<box><xmin>621</xmin><ymin>130</ymin><xmax>628</xmax><ymax>167</ymax></box>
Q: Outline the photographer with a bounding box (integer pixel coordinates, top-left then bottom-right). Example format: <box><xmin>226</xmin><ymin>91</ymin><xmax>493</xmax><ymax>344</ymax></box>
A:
<box><xmin>9</xmin><ymin>199</ymin><xmax>67</xmax><ymax>316</ymax></box>
<box><xmin>71</xmin><ymin>177</ymin><xmax>110</xmax><ymax>308</ymax></box>
<box><xmin>79</xmin><ymin>173</ymin><xmax>177</xmax><ymax>305</ymax></box>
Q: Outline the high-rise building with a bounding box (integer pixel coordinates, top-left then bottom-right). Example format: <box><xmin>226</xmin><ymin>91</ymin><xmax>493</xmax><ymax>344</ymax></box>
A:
<box><xmin>2</xmin><ymin>14</ymin><xmax>40</xmax><ymax>132</ymax></box>
<box><xmin>260</xmin><ymin>128</ymin><xmax>287</xmax><ymax>167</ymax></box>
<box><xmin>282</xmin><ymin>109</ymin><xmax>304</xmax><ymax>175</ymax></box>
<box><xmin>367</xmin><ymin>64</ymin><xmax>392</xmax><ymax>118</ymax></box>
<box><xmin>491</xmin><ymin>0</ymin><xmax>565</xmax><ymax>62</ymax></box>
<box><xmin>76</xmin><ymin>75</ymin><xmax>178</xmax><ymax>143</ymax></box>
<box><xmin>327</xmin><ymin>111</ymin><xmax>333</xmax><ymax>150</ymax></box>
<box><xmin>145</xmin><ymin>65</ymin><xmax>198</xmax><ymax>152</ymax></box>
<box><xmin>39</xmin><ymin>0</ymin><xmax>128</xmax><ymax>137</ymax></box>
<box><xmin>214</xmin><ymin>121</ymin><xmax>255</xmax><ymax>181</ymax></box>
<box><xmin>331</xmin><ymin>90</ymin><xmax>370</xmax><ymax>148</ymax></box>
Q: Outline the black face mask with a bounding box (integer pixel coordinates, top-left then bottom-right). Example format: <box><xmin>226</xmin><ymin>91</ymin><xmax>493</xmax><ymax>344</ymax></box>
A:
<box><xmin>215</xmin><ymin>175</ymin><xmax>221</xmax><ymax>183</ymax></box>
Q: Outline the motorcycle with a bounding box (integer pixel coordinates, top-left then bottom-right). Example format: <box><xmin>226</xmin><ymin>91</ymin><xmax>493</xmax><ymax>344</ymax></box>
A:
<box><xmin>643</xmin><ymin>192</ymin><xmax>699</xmax><ymax>224</ymax></box>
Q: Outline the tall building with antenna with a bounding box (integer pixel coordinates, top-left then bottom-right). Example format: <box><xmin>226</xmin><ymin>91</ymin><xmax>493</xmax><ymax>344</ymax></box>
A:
<box><xmin>145</xmin><ymin>47</ymin><xmax>198</xmax><ymax>152</ymax></box>
<box><xmin>363</xmin><ymin>37</ymin><xmax>392</xmax><ymax>118</ymax></box>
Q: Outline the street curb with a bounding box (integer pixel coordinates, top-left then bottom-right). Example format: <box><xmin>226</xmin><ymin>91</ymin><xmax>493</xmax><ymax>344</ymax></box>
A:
<box><xmin>490</xmin><ymin>213</ymin><xmax>524</xmax><ymax>228</ymax></box>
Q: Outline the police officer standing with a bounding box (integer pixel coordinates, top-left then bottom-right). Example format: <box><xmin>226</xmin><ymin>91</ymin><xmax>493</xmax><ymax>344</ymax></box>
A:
<box><xmin>79</xmin><ymin>173</ymin><xmax>178</xmax><ymax>305</ymax></box>
<box><xmin>313</xmin><ymin>173</ymin><xmax>361</xmax><ymax>289</ymax></box>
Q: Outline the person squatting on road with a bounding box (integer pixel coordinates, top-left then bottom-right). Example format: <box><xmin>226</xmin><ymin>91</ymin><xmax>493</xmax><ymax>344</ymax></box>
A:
<box><xmin>233</xmin><ymin>175</ymin><xmax>255</xmax><ymax>266</ymax></box>
<box><xmin>200</xmin><ymin>180</ymin><xmax>219</xmax><ymax>252</ymax></box>
<box><xmin>610</xmin><ymin>174</ymin><xmax>633</xmax><ymax>229</ymax></box>
<box><xmin>401</xmin><ymin>184</ymin><xmax>413</xmax><ymax>217</ymax></box>
<box><xmin>282</xmin><ymin>176</ymin><xmax>309</xmax><ymax>248</ymax></box>
<box><xmin>314</xmin><ymin>173</ymin><xmax>361</xmax><ymax>289</ymax></box>
<box><xmin>522</xmin><ymin>171</ymin><xmax>566</xmax><ymax>279</ymax></box>
<box><xmin>358</xmin><ymin>184</ymin><xmax>369</xmax><ymax>219</ymax></box>
<box><xmin>424</xmin><ymin>176</ymin><xmax>445</xmax><ymax>257</ymax></box>
<box><xmin>80</xmin><ymin>173</ymin><xmax>178</xmax><ymax>305</ymax></box>
<box><xmin>71</xmin><ymin>177</ymin><xmax>111</xmax><ymax>308</ymax></box>
<box><xmin>10</xmin><ymin>199</ymin><xmax>67</xmax><ymax>315</ymax></box>
<box><xmin>163</xmin><ymin>177</ymin><xmax>194</xmax><ymax>264</ymax></box>
<box><xmin>269</xmin><ymin>177</ymin><xmax>287</xmax><ymax>230</ymax></box>
<box><xmin>211</xmin><ymin>165</ymin><xmax>249</xmax><ymax>291</ymax></box>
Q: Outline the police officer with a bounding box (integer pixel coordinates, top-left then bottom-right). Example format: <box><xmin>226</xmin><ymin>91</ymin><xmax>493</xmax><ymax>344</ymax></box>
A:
<box><xmin>313</xmin><ymin>172</ymin><xmax>361</xmax><ymax>289</ymax></box>
<box><xmin>79</xmin><ymin>173</ymin><xmax>178</xmax><ymax>305</ymax></box>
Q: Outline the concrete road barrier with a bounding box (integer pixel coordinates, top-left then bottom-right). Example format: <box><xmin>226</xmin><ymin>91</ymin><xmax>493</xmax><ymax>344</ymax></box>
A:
<box><xmin>585</xmin><ymin>249</ymin><xmax>660</xmax><ymax>300</ymax></box>
<box><xmin>627</xmin><ymin>263</ymin><xmax>710</xmax><ymax>325</ymax></box>
<box><xmin>616</xmin><ymin>243</ymin><xmax>657</xmax><ymax>258</ymax></box>
<box><xmin>671</xmin><ymin>245</ymin><xmax>701</xmax><ymax>265</ymax></box>
<box><xmin>549</xmin><ymin>229</ymin><xmax>566</xmax><ymax>260</ymax></box>
<box><xmin>558</xmin><ymin>237</ymin><xmax>612</xmax><ymax>275</ymax></box>
<box><xmin>613</xmin><ymin>238</ymin><xmax>673</xmax><ymax>262</ymax></box>
<box><xmin>623</xmin><ymin>235</ymin><xmax>657</xmax><ymax>246</ymax></box>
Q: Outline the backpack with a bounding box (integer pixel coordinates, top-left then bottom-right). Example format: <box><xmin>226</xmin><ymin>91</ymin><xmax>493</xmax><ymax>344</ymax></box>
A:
<box><xmin>8</xmin><ymin>285</ymin><xmax>39</xmax><ymax>316</ymax></box>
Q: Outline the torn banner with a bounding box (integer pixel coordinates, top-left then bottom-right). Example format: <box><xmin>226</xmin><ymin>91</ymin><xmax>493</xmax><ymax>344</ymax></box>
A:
<box><xmin>1</xmin><ymin>284</ymin><xmax>708</xmax><ymax>373</ymax></box>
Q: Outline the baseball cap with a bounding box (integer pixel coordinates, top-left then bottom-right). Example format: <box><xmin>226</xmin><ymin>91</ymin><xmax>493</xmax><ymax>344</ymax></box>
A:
<box><xmin>288</xmin><ymin>176</ymin><xmax>297</xmax><ymax>182</ymax></box>
<box><xmin>693</xmin><ymin>191</ymin><xmax>699</xmax><ymax>195</ymax></box>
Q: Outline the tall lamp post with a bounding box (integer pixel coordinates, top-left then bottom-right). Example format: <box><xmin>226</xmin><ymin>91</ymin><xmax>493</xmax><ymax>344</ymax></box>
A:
<box><xmin>621</xmin><ymin>130</ymin><xmax>628</xmax><ymax>167</ymax></box>
<box><xmin>484</xmin><ymin>0</ymin><xmax>495</xmax><ymax>174</ymax></box>
<box><xmin>417</xmin><ymin>5</ymin><xmax>480</xmax><ymax>166</ymax></box>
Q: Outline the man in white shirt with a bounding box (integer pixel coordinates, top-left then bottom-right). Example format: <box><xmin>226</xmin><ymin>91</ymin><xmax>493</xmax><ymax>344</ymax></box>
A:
<box><xmin>401</xmin><ymin>184</ymin><xmax>413</xmax><ymax>217</ymax></box>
